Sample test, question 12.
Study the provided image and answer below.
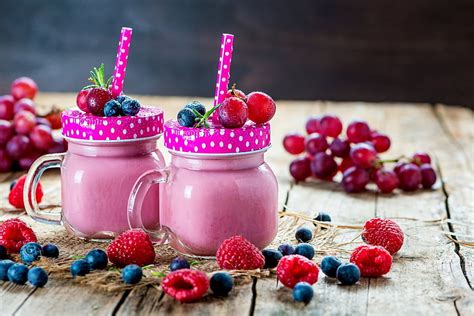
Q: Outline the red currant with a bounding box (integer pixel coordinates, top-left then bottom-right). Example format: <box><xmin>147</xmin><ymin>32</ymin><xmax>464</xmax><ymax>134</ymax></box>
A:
<box><xmin>246</xmin><ymin>92</ymin><xmax>276</xmax><ymax>124</ymax></box>
<box><xmin>283</xmin><ymin>132</ymin><xmax>305</xmax><ymax>155</ymax></box>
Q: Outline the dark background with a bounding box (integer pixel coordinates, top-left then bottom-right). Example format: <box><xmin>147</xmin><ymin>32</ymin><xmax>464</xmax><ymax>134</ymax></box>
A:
<box><xmin>1</xmin><ymin>0</ymin><xmax>474</xmax><ymax>107</ymax></box>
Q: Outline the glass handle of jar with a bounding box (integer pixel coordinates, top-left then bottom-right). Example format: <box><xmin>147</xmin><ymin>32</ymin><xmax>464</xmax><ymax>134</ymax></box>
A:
<box><xmin>24</xmin><ymin>153</ymin><xmax>65</xmax><ymax>225</ymax></box>
<box><xmin>128</xmin><ymin>167</ymin><xmax>170</xmax><ymax>244</ymax></box>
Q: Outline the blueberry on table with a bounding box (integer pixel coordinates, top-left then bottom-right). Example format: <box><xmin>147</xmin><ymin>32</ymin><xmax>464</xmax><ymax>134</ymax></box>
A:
<box><xmin>313</xmin><ymin>212</ymin><xmax>332</xmax><ymax>226</ymax></box>
<box><xmin>103</xmin><ymin>100</ymin><xmax>121</xmax><ymax>117</ymax></box>
<box><xmin>7</xmin><ymin>263</ymin><xmax>29</xmax><ymax>285</ymax></box>
<box><xmin>185</xmin><ymin>101</ymin><xmax>206</xmax><ymax>116</ymax></box>
<box><xmin>278</xmin><ymin>244</ymin><xmax>295</xmax><ymax>256</ymax></box>
<box><xmin>122</xmin><ymin>264</ymin><xmax>143</xmax><ymax>284</ymax></box>
<box><xmin>294</xmin><ymin>243</ymin><xmax>315</xmax><ymax>260</ymax></box>
<box><xmin>169</xmin><ymin>257</ymin><xmax>190</xmax><ymax>272</ymax></box>
<box><xmin>0</xmin><ymin>260</ymin><xmax>15</xmax><ymax>280</ymax></box>
<box><xmin>177</xmin><ymin>108</ymin><xmax>197</xmax><ymax>127</ymax></box>
<box><xmin>70</xmin><ymin>259</ymin><xmax>90</xmax><ymax>277</ymax></box>
<box><xmin>20</xmin><ymin>242</ymin><xmax>42</xmax><ymax>265</ymax></box>
<box><xmin>292</xmin><ymin>282</ymin><xmax>314</xmax><ymax>304</ymax></box>
<box><xmin>295</xmin><ymin>227</ymin><xmax>313</xmax><ymax>243</ymax></box>
<box><xmin>320</xmin><ymin>256</ymin><xmax>342</xmax><ymax>278</ymax></box>
<box><xmin>42</xmin><ymin>244</ymin><xmax>59</xmax><ymax>258</ymax></box>
<box><xmin>121</xmin><ymin>98</ymin><xmax>141</xmax><ymax>116</ymax></box>
<box><xmin>28</xmin><ymin>267</ymin><xmax>48</xmax><ymax>287</ymax></box>
<box><xmin>262</xmin><ymin>249</ymin><xmax>283</xmax><ymax>269</ymax></box>
<box><xmin>210</xmin><ymin>272</ymin><xmax>234</xmax><ymax>296</ymax></box>
<box><xmin>336</xmin><ymin>263</ymin><xmax>361</xmax><ymax>285</ymax></box>
<box><xmin>85</xmin><ymin>249</ymin><xmax>108</xmax><ymax>270</ymax></box>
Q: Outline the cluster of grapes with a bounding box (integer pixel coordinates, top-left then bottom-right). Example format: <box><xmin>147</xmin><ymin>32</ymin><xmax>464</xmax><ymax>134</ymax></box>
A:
<box><xmin>283</xmin><ymin>114</ymin><xmax>437</xmax><ymax>194</ymax></box>
<box><xmin>0</xmin><ymin>77</ymin><xmax>66</xmax><ymax>172</ymax></box>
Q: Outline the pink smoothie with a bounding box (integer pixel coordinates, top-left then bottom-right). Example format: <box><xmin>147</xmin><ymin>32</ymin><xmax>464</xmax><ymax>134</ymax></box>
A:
<box><xmin>61</xmin><ymin>138</ymin><xmax>164</xmax><ymax>239</ymax></box>
<box><xmin>160</xmin><ymin>151</ymin><xmax>278</xmax><ymax>256</ymax></box>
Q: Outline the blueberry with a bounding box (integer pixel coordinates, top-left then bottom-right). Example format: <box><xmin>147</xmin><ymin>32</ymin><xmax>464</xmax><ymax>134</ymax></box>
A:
<box><xmin>28</xmin><ymin>267</ymin><xmax>48</xmax><ymax>287</ymax></box>
<box><xmin>295</xmin><ymin>243</ymin><xmax>315</xmax><ymax>260</ymax></box>
<box><xmin>121</xmin><ymin>98</ymin><xmax>141</xmax><ymax>116</ymax></box>
<box><xmin>70</xmin><ymin>259</ymin><xmax>90</xmax><ymax>277</ymax></box>
<box><xmin>210</xmin><ymin>272</ymin><xmax>234</xmax><ymax>296</ymax></box>
<box><xmin>278</xmin><ymin>244</ymin><xmax>295</xmax><ymax>256</ymax></box>
<box><xmin>0</xmin><ymin>259</ymin><xmax>15</xmax><ymax>281</ymax></box>
<box><xmin>116</xmin><ymin>95</ymin><xmax>131</xmax><ymax>104</ymax></box>
<box><xmin>292</xmin><ymin>282</ymin><xmax>314</xmax><ymax>304</ymax></box>
<box><xmin>20</xmin><ymin>242</ymin><xmax>42</xmax><ymax>265</ymax></box>
<box><xmin>185</xmin><ymin>101</ymin><xmax>206</xmax><ymax>116</ymax></box>
<box><xmin>7</xmin><ymin>263</ymin><xmax>29</xmax><ymax>285</ymax></box>
<box><xmin>85</xmin><ymin>249</ymin><xmax>108</xmax><ymax>270</ymax></box>
<box><xmin>169</xmin><ymin>257</ymin><xmax>190</xmax><ymax>271</ymax></box>
<box><xmin>313</xmin><ymin>212</ymin><xmax>331</xmax><ymax>227</ymax></box>
<box><xmin>103</xmin><ymin>100</ymin><xmax>121</xmax><ymax>117</ymax></box>
<box><xmin>336</xmin><ymin>263</ymin><xmax>360</xmax><ymax>285</ymax></box>
<box><xmin>177</xmin><ymin>108</ymin><xmax>197</xmax><ymax>127</ymax></box>
<box><xmin>320</xmin><ymin>256</ymin><xmax>342</xmax><ymax>278</ymax></box>
<box><xmin>295</xmin><ymin>227</ymin><xmax>313</xmax><ymax>243</ymax></box>
<box><xmin>122</xmin><ymin>264</ymin><xmax>143</xmax><ymax>284</ymax></box>
<box><xmin>42</xmin><ymin>244</ymin><xmax>59</xmax><ymax>258</ymax></box>
<box><xmin>262</xmin><ymin>249</ymin><xmax>283</xmax><ymax>269</ymax></box>
<box><xmin>0</xmin><ymin>245</ymin><xmax>7</xmax><ymax>259</ymax></box>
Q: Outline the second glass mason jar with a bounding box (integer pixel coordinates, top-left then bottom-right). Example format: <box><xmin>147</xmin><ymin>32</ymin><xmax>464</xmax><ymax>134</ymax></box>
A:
<box><xmin>128</xmin><ymin>120</ymin><xmax>279</xmax><ymax>256</ymax></box>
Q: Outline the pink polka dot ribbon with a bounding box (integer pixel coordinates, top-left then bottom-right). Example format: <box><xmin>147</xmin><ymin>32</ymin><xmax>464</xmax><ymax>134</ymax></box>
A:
<box><xmin>211</xmin><ymin>33</ymin><xmax>234</xmax><ymax>124</ymax></box>
<box><xmin>111</xmin><ymin>27</ymin><xmax>133</xmax><ymax>97</ymax></box>
<box><xmin>164</xmin><ymin>120</ymin><xmax>271</xmax><ymax>155</ymax></box>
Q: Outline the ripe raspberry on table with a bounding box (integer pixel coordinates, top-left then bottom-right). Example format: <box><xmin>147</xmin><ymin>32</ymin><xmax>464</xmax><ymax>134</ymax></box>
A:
<box><xmin>0</xmin><ymin>218</ymin><xmax>37</xmax><ymax>253</ymax></box>
<box><xmin>216</xmin><ymin>236</ymin><xmax>265</xmax><ymax>270</ymax></box>
<box><xmin>162</xmin><ymin>269</ymin><xmax>209</xmax><ymax>302</ymax></box>
<box><xmin>106</xmin><ymin>229</ymin><xmax>155</xmax><ymax>267</ymax></box>
<box><xmin>276</xmin><ymin>254</ymin><xmax>319</xmax><ymax>288</ymax></box>
<box><xmin>350</xmin><ymin>245</ymin><xmax>392</xmax><ymax>277</ymax></box>
<box><xmin>362</xmin><ymin>218</ymin><xmax>404</xmax><ymax>254</ymax></box>
<box><xmin>8</xmin><ymin>175</ymin><xmax>43</xmax><ymax>209</ymax></box>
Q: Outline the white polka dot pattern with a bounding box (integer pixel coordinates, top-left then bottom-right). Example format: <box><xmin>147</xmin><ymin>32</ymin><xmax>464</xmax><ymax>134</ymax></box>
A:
<box><xmin>61</xmin><ymin>107</ymin><xmax>163</xmax><ymax>141</ymax></box>
<box><xmin>111</xmin><ymin>27</ymin><xmax>132</xmax><ymax>97</ymax></box>
<box><xmin>164</xmin><ymin>120</ymin><xmax>271</xmax><ymax>154</ymax></box>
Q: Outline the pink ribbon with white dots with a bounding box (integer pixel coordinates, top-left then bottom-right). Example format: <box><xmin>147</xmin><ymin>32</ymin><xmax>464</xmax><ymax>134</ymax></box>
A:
<box><xmin>111</xmin><ymin>27</ymin><xmax>133</xmax><ymax>97</ymax></box>
<box><xmin>211</xmin><ymin>33</ymin><xmax>234</xmax><ymax>124</ymax></box>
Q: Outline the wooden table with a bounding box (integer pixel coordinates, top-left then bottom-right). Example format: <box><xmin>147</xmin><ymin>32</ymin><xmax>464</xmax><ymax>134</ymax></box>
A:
<box><xmin>1</xmin><ymin>93</ymin><xmax>473</xmax><ymax>315</ymax></box>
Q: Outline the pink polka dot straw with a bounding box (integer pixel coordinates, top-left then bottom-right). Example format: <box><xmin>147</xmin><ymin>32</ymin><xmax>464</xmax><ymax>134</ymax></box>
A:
<box><xmin>111</xmin><ymin>27</ymin><xmax>133</xmax><ymax>97</ymax></box>
<box><xmin>211</xmin><ymin>33</ymin><xmax>234</xmax><ymax>125</ymax></box>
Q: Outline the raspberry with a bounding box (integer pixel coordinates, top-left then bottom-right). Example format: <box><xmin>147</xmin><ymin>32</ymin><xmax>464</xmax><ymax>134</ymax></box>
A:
<box><xmin>276</xmin><ymin>255</ymin><xmax>319</xmax><ymax>288</ymax></box>
<box><xmin>162</xmin><ymin>269</ymin><xmax>209</xmax><ymax>302</ymax></box>
<box><xmin>216</xmin><ymin>236</ymin><xmax>265</xmax><ymax>270</ymax></box>
<box><xmin>350</xmin><ymin>245</ymin><xmax>392</xmax><ymax>277</ymax></box>
<box><xmin>362</xmin><ymin>218</ymin><xmax>404</xmax><ymax>254</ymax></box>
<box><xmin>106</xmin><ymin>229</ymin><xmax>155</xmax><ymax>267</ymax></box>
<box><xmin>8</xmin><ymin>175</ymin><xmax>43</xmax><ymax>209</ymax></box>
<box><xmin>0</xmin><ymin>218</ymin><xmax>37</xmax><ymax>253</ymax></box>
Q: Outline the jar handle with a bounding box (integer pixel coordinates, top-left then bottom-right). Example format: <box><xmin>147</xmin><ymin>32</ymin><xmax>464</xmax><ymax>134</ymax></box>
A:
<box><xmin>128</xmin><ymin>167</ymin><xmax>170</xmax><ymax>244</ymax></box>
<box><xmin>24</xmin><ymin>153</ymin><xmax>65</xmax><ymax>225</ymax></box>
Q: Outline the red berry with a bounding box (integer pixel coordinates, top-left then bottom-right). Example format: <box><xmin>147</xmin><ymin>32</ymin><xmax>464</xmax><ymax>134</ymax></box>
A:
<box><xmin>339</xmin><ymin>157</ymin><xmax>355</xmax><ymax>173</ymax></box>
<box><xmin>371</xmin><ymin>133</ymin><xmax>391</xmax><ymax>153</ymax></box>
<box><xmin>350</xmin><ymin>245</ymin><xmax>392</xmax><ymax>277</ymax></box>
<box><xmin>289</xmin><ymin>157</ymin><xmax>312</xmax><ymax>182</ymax></box>
<box><xmin>6</xmin><ymin>135</ymin><xmax>33</xmax><ymax>159</ymax></box>
<box><xmin>246</xmin><ymin>92</ymin><xmax>276</xmax><ymax>124</ymax></box>
<box><xmin>86</xmin><ymin>88</ymin><xmax>113</xmax><ymax>116</ymax></box>
<box><xmin>305</xmin><ymin>134</ymin><xmax>328</xmax><ymax>155</ymax></box>
<box><xmin>216</xmin><ymin>236</ymin><xmax>265</xmax><ymax>270</ymax></box>
<box><xmin>76</xmin><ymin>89</ymin><xmax>91</xmax><ymax>113</ymax></box>
<box><xmin>319</xmin><ymin>114</ymin><xmax>343</xmax><ymax>138</ymax></box>
<box><xmin>346</xmin><ymin>120</ymin><xmax>371</xmax><ymax>143</ymax></box>
<box><xmin>48</xmin><ymin>134</ymin><xmax>68</xmax><ymax>154</ymax></box>
<box><xmin>13</xmin><ymin>110</ymin><xmax>36</xmax><ymax>134</ymax></box>
<box><xmin>305</xmin><ymin>116</ymin><xmax>321</xmax><ymax>134</ymax></box>
<box><xmin>412</xmin><ymin>152</ymin><xmax>431</xmax><ymax>166</ymax></box>
<box><xmin>217</xmin><ymin>97</ymin><xmax>248</xmax><ymax>128</ymax></box>
<box><xmin>14</xmin><ymin>98</ymin><xmax>36</xmax><ymax>114</ymax></box>
<box><xmin>18</xmin><ymin>151</ymin><xmax>43</xmax><ymax>171</ymax></box>
<box><xmin>393</xmin><ymin>161</ymin><xmax>406</xmax><ymax>176</ymax></box>
<box><xmin>0</xmin><ymin>120</ymin><xmax>14</xmax><ymax>145</ymax></box>
<box><xmin>329</xmin><ymin>138</ymin><xmax>350</xmax><ymax>158</ymax></box>
<box><xmin>162</xmin><ymin>269</ymin><xmax>209</xmax><ymax>302</ymax></box>
<box><xmin>420</xmin><ymin>164</ymin><xmax>437</xmax><ymax>188</ymax></box>
<box><xmin>11</xmin><ymin>77</ymin><xmax>38</xmax><ymax>100</ymax></box>
<box><xmin>342</xmin><ymin>167</ymin><xmax>370</xmax><ymax>193</ymax></box>
<box><xmin>276</xmin><ymin>255</ymin><xmax>319</xmax><ymax>288</ymax></box>
<box><xmin>350</xmin><ymin>143</ymin><xmax>377</xmax><ymax>169</ymax></box>
<box><xmin>107</xmin><ymin>229</ymin><xmax>156</xmax><ymax>267</ymax></box>
<box><xmin>0</xmin><ymin>149</ymin><xmax>13</xmax><ymax>172</ymax></box>
<box><xmin>362</xmin><ymin>218</ymin><xmax>404</xmax><ymax>254</ymax></box>
<box><xmin>0</xmin><ymin>218</ymin><xmax>37</xmax><ymax>253</ymax></box>
<box><xmin>30</xmin><ymin>125</ymin><xmax>54</xmax><ymax>151</ymax></box>
<box><xmin>226</xmin><ymin>88</ymin><xmax>246</xmax><ymax>100</ymax></box>
<box><xmin>311</xmin><ymin>152</ymin><xmax>338</xmax><ymax>180</ymax></box>
<box><xmin>283</xmin><ymin>132</ymin><xmax>305</xmax><ymax>155</ymax></box>
<box><xmin>8</xmin><ymin>175</ymin><xmax>43</xmax><ymax>209</ymax></box>
<box><xmin>398</xmin><ymin>163</ymin><xmax>421</xmax><ymax>191</ymax></box>
<box><xmin>0</xmin><ymin>95</ymin><xmax>15</xmax><ymax>120</ymax></box>
<box><xmin>45</xmin><ymin>112</ymin><xmax>62</xmax><ymax>129</ymax></box>
<box><xmin>374</xmin><ymin>169</ymin><xmax>399</xmax><ymax>194</ymax></box>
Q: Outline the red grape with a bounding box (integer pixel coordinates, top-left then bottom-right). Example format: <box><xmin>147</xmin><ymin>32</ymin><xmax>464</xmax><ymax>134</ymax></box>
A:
<box><xmin>371</xmin><ymin>132</ymin><xmax>391</xmax><ymax>153</ymax></box>
<box><xmin>226</xmin><ymin>88</ymin><xmax>246</xmax><ymax>100</ymax></box>
<box><xmin>13</xmin><ymin>110</ymin><xmax>36</xmax><ymax>134</ymax></box>
<box><xmin>289</xmin><ymin>157</ymin><xmax>312</xmax><ymax>182</ymax></box>
<box><xmin>319</xmin><ymin>114</ymin><xmax>343</xmax><ymax>137</ymax></box>
<box><xmin>412</xmin><ymin>152</ymin><xmax>431</xmax><ymax>166</ymax></box>
<box><xmin>18</xmin><ymin>151</ymin><xmax>42</xmax><ymax>170</ymax></box>
<box><xmin>14</xmin><ymin>98</ymin><xmax>36</xmax><ymax>114</ymax></box>
<box><xmin>311</xmin><ymin>152</ymin><xmax>338</xmax><ymax>180</ymax></box>
<box><xmin>36</xmin><ymin>117</ymin><xmax>52</xmax><ymax>127</ymax></box>
<box><xmin>217</xmin><ymin>97</ymin><xmax>248</xmax><ymax>128</ymax></box>
<box><xmin>305</xmin><ymin>116</ymin><xmax>321</xmax><ymax>134</ymax></box>
<box><xmin>30</xmin><ymin>125</ymin><xmax>54</xmax><ymax>151</ymax></box>
<box><xmin>76</xmin><ymin>89</ymin><xmax>91</xmax><ymax>112</ymax></box>
<box><xmin>6</xmin><ymin>135</ymin><xmax>32</xmax><ymax>159</ymax></box>
<box><xmin>0</xmin><ymin>120</ymin><xmax>14</xmax><ymax>145</ymax></box>
<box><xmin>329</xmin><ymin>138</ymin><xmax>350</xmax><ymax>157</ymax></box>
<box><xmin>246</xmin><ymin>92</ymin><xmax>276</xmax><ymax>124</ymax></box>
<box><xmin>305</xmin><ymin>134</ymin><xmax>328</xmax><ymax>155</ymax></box>
<box><xmin>0</xmin><ymin>149</ymin><xmax>13</xmax><ymax>172</ymax></box>
<box><xmin>420</xmin><ymin>164</ymin><xmax>437</xmax><ymax>188</ymax></box>
<box><xmin>398</xmin><ymin>163</ymin><xmax>422</xmax><ymax>191</ymax></box>
<box><xmin>374</xmin><ymin>169</ymin><xmax>399</xmax><ymax>193</ymax></box>
<box><xmin>339</xmin><ymin>157</ymin><xmax>355</xmax><ymax>173</ymax></box>
<box><xmin>393</xmin><ymin>161</ymin><xmax>406</xmax><ymax>176</ymax></box>
<box><xmin>350</xmin><ymin>143</ymin><xmax>377</xmax><ymax>168</ymax></box>
<box><xmin>48</xmin><ymin>135</ymin><xmax>68</xmax><ymax>153</ymax></box>
<box><xmin>283</xmin><ymin>132</ymin><xmax>305</xmax><ymax>155</ymax></box>
<box><xmin>342</xmin><ymin>167</ymin><xmax>370</xmax><ymax>193</ymax></box>
<box><xmin>0</xmin><ymin>95</ymin><xmax>15</xmax><ymax>120</ymax></box>
<box><xmin>11</xmin><ymin>77</ymin><xmax>38</xmax><ymax>100</ymax></box>
<box><xmin>346</xmin><ymin>120</ymin><xmax>371</xmax><ymax>143</ymax></box>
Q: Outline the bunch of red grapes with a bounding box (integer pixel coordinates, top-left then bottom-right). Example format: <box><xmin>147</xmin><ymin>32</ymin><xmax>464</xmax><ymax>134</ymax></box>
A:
<box><xmin>283</xmin><ymin>114</ymin><xmax>437</xmax><ymax>194</ymax></box>
<box><xmin>0</xmin><ymin>77</ymin><xmax>66</xmax><ymax>172</ymax></box>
